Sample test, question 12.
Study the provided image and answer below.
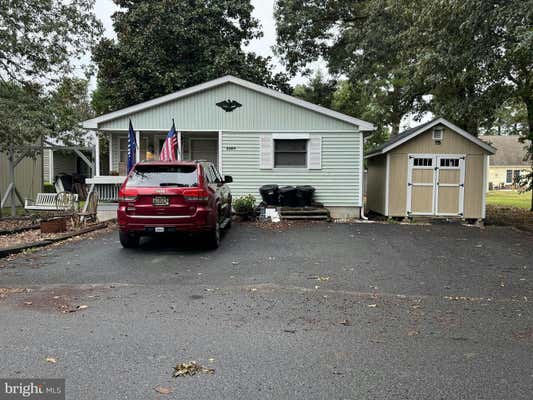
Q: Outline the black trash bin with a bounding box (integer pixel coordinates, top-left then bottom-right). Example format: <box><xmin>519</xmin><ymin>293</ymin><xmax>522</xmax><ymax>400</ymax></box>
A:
<box><xmin>259</xmin><ymin>184</ymin><xmax>279</xmax><ymax>205</ymax></box>
<box><xmin>296</xmin><ymin>185</ymin><xmax>315</xmax><ymax>207</ymax></box>
<box><xmin>279</xmin><ymin>186</ymin><xmax>297</xmax><ymax>207</ymax></box>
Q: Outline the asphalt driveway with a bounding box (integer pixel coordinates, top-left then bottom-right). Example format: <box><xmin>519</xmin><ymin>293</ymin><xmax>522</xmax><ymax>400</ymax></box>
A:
<box><xmin>0</xmin><ymin>222</ymin><xmax>532</xmax><ymax>399</ymax></box>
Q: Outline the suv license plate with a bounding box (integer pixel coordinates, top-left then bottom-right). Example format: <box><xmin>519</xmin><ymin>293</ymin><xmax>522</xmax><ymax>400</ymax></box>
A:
<box><xmin>153</xmin><ymin>196</ymin><xmax>169</xmax><ymax>206</ymax></box>
<box><xmin>155</xmin><ymin>227</ymin><xmax>165</xmax><ymax>233</ymax></box>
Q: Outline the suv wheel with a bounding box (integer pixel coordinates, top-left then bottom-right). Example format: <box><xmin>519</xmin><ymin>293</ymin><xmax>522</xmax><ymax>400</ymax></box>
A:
<box><xmin>119</xmin><ymin>231</ymin><xmax>140</xmax><ymax>248</ymax></box>
<box><xmin>207</xmin><ymin>220</ymin><xmax>220</xmax><ymax>249</ymax></box>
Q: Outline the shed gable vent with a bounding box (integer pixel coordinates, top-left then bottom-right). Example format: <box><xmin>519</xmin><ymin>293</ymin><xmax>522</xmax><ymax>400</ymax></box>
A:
<box><xmin>433</xmin><ymin>127</ymin><xmax>443</xmax><ymax>142</ymax></box>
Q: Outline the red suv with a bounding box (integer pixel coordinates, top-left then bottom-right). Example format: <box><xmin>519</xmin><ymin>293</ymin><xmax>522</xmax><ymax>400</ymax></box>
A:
<box><xmin>117</xmin><ymin>161</ymin><xmax>232</xmax><ymax>249</ymax></box>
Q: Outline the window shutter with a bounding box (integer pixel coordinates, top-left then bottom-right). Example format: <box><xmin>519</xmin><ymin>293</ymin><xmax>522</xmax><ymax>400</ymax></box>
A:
<box><xmin>307</xmin><ymin>136</ymin><xmax>322</xmax><ymax>169</ymax></box>
<box><xmin>259</xmin><ymin>135</ymin><xmax>273</xmax><ymax>169</ymax></box>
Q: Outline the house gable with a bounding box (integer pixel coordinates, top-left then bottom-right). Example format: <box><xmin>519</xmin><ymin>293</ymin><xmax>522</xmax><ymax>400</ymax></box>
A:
<box><xmin>85</xmin><ymin>76</ymin><xmax>373</xmax><ymax>132</ymax></box>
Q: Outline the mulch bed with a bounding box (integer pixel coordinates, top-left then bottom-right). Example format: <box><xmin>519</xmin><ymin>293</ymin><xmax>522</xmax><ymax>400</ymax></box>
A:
<box><xmin>485</xmin><ymin>205</ymin><xmax>533</xmax><ymax>232</ymax></box>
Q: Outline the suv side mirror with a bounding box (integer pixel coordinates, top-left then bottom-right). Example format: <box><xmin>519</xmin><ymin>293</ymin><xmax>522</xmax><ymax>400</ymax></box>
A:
<box><xmin>224</xmin><ymin>175</ymin><xmax>233</xmax><ymax>183</ymax></box>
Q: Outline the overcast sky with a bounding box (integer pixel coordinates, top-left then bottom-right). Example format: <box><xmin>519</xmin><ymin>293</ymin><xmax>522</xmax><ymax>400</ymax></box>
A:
<box><xmin>92</xmin><ymin>0</ymin><xmax>315</xmax><ymax>85</ymax></box>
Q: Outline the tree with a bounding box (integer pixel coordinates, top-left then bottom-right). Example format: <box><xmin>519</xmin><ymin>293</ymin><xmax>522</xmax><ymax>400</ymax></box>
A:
<box><xmin>0</xmin><ymin>78</ymin><xmax>94</xmax><ymax>152</ymax></box>
<box><xmin>417</xmin><ymin>0</ymin><xmax>533</xmax><ymax>209</ymax></box>
<box><xmin>92</xmin><ymin>0</ymin><xmax>289</xmax><ymax>114</ymax></box>
<box><xmin>292</xmin><ymin>70</ymin><xmax>338</xmax><ymax>108</ymax></box>
<box><xmin>275</xmin><ymin>0</ymin><xmax>427</xmax><ymax>136</ymax></box>
<box><xmin>0</xmin><ymin>0</ymin><xmax>102</xmax><ymax>85</ymax></box>
<box><xmin>332</xmin><ymin>81</ymin><xmax>390</xmax><ymax>151</ymax></box>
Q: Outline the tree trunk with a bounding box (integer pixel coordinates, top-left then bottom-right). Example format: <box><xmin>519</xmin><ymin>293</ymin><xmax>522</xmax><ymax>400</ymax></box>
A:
<box><xmin>525</xmin><ymin>96</ymin><xmax>533</xmax><ymax>211</ymax></box>
<box><xmin>390</xmin><ymin>113</ymin><xmax>402</xmax><ymax>137</ymax></box>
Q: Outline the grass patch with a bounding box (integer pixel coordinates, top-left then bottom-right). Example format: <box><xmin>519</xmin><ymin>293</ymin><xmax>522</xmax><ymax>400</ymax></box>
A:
<box><xmin>486</xmin><ymin>190</ymin><xmax>531</xmax><ymax>209</ymax></box>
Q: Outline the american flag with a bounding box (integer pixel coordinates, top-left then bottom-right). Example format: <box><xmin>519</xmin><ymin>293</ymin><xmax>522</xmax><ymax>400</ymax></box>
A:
<box><xmin>160</xmin><ymin>120</ymin><xmax>177</xmax><ymax>161</ymax></box>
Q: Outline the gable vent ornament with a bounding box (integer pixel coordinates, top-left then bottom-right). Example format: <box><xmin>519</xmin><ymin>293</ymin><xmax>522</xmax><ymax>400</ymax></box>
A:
<box><xmin>216</xmin><ymin>99</ymin><xmax>242</xmax><ymax>112</ymax></box>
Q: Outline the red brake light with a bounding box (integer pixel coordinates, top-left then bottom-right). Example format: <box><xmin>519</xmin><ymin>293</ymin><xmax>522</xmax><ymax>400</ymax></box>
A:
<box><xmin>118</xmin><ymin>189</ymin><xmax>137</xmax><ymax>203</ymax></box>
<box><xmin>183</xmin><ymin>188</ymin><xmax>209</xmax><ymax>202</ymax></box>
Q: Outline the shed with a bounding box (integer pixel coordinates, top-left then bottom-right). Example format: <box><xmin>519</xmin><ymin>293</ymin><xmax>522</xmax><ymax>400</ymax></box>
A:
<box><xmin>365</xmin><ymin>118</ymin><xmax>496</xmax><ymax>220</ymax></box>
<box><xmin>82</xmin><ymin>75</ymin><xmax>375</xmax><ymax>218</ymax></box>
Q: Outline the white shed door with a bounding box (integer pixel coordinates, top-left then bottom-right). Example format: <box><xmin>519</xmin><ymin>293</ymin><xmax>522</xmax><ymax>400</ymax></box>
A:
<box><xmin>191</xmin><ymin>139</ymin><xmax>218</xmax><ymax>166</ymax></box>
<box><xmin>407</xmin><ymin>154</ymin><xmax>465</xmax><ymax>216</ymax></box>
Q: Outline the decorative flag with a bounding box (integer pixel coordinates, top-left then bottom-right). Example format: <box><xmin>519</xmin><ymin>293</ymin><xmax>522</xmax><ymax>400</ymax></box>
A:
<box><xmin>160</xmin><ymin>119</ymin><xmax>177</xmax><ymax>161</ymax></box>
<box><xmin>127</xmin><ymin>119</ymin><xmax>137</xmax><ymax>173</ymax></box>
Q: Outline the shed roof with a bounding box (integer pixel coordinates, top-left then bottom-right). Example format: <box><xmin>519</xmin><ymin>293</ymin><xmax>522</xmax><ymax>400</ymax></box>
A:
<box><xmin>365</xmin><ymin>117</ymin><xmax>496</xmax><ymax>158</ymax></box>
<box><xmin>82</xmin><ymin>75</ymin><xmax>375</xmax><ymax>131</ymax></box>
<box><xmin>478</xmin><ymin>135</ymin><xmax>529</xmax><ymax>166</ymax></box>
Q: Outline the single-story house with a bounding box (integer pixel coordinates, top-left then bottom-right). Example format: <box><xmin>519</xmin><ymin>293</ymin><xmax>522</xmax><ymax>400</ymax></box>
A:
<box><xmin>478</xmin><ymin>135</ymin><xmax>530</xmax><ymax>189</ymax></box>
<box><xmin>365</xmin><ymin>118</ymin><xmax>496</xmax><ymax>220</ymax></box>
<box><xmin>81</xmin><ymin>75</ymin><xmax>375</xmax><ymax>218</ymax></box>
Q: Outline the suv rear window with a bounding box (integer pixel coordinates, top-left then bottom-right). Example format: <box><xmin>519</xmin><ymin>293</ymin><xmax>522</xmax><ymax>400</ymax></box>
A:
<box><xmin>126</xmin><ymin>164</ymin><xmax>198</xmax><ymax>187</ymax></box>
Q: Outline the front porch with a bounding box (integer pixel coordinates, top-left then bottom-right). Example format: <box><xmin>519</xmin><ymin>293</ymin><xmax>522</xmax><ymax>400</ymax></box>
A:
<box><xmin>87</xmin><ymin>130</ymin><xmax>221</xmax><ymax>200</ymax></box>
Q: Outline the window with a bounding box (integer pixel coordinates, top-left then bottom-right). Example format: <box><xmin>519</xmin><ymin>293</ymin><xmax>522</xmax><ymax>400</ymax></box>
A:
<box><xmin>274</xmin><ymin>139</ymin><xmax>307</xmax><ymax>167</ymax></box>
<box><xmin>125</xmin><ymin>164</ymin><xmax>198</xmax><ymax>187</ymax></box>
<box><xmin>506</xmin><ymin>169</ymin><xmax>513</xmax><ymax>184</ymax></box>
<box><xmin>440</xmin><ymin>158</ymin><xmax>459</xmax><ymax>167</ymax></box>
<box><xmin>433</xmin><ymin>127</ymin><xmax>443</xmax><ymax>141</ymax></box>
<box><xmin>514</xmin><ymin>170</ymin><xmax>521</xmax><ymax>182</ymax></box>
<box><xmin>119</xmin><ymin>137</ymin><xmax>129</xmax><ymax>163</ymax></box>
<box><xmin>413</xmin><ymin>157</ymin><xmax>433</xmax><ymax>167</ymax></box>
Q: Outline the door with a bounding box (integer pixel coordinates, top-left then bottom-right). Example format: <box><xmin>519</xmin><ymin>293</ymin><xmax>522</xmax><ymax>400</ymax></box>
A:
<box><xmin>435</xmin><ymin>156</ymin><xmax>465</xmax><ymax>216</ymax></box>
<box><xmin>407</xmin><ymin>154</ymin><xmax>465</xmax><ymax>216</ymax></box>
<box><xmin>190</xmin><ymin>139</ymin><xmax>218</xmax><ymax>165</ymax></box>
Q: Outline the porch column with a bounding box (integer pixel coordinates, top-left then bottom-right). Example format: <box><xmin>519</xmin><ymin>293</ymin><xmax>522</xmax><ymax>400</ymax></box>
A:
<box><xmin>218</xmin><ymin>130</ymin><xmax>223</xmax><ymax>173</ymax></box>
<box><xmin>94</xmin><ymin>130</ymin><xmax>100</xmax><ymax>177</ymax></box>
<box><xmin>135</xmin><ymin>130</ymin><xmax>141</xmax><ymax>162</ymax></box>
<box><xmin>177</xmin><ymin>130</ymin><xmax>182</xmax><ymax>160</ymax></box>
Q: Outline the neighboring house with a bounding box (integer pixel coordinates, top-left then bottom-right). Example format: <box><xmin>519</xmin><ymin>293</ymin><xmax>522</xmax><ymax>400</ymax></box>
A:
<box><xmin>82</xmin><ymin>75</ymin><xmax>375</xmax><ymax>218</ymax></box>
<box><xmin>0</xmin><ymin>152</ymin><xmax>42</xmax><ymax>206</ymax></box>
<box><xmin>42</xmin><ymin>149</ymin><xmax>92</xmax><ymax>184</ymax></box>
<box><xmin>478</xmin><ymin>135</ymin><xmax>530</xmax><ymax>189</ymax></box>
<box><xmin>365</xmin><ymin>118</ymin><xmax>496</xmax><ymax>220</ymax></box>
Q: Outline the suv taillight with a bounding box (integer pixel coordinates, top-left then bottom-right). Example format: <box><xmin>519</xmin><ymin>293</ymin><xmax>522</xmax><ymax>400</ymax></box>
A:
<box><xmin>118</xmin><ymin>195</ymin><xmax>137</xmax><ymax>202</ymax></box>
<box><xmin>183</xmin><ymin>188</ymin><xmax>209</xmax><ymax>203</ymax></box>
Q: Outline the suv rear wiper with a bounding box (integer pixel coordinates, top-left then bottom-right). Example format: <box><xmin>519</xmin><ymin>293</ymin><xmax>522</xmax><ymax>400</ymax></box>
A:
<box><xmin>159</xmin><ymin>183</ymin><xmax>189</xmax><ymax>187</ymax></box>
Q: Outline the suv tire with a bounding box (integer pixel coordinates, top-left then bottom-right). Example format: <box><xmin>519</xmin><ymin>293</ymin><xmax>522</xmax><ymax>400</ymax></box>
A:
<box><xmin>119</xmin><ymin>231</ymin><xmax>140</xmax><ymax>248</ymax></box>
<box><xmin>206</xmin><ymin>220</ymin><xmax>220</xmax><ymax>249</ymax></box>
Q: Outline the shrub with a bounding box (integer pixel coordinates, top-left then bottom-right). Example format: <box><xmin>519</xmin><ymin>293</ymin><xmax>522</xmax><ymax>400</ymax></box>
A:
<box><xmin>233</xmin><ymin>194</ymin><xmax>256</xmax><ymax>214</ymax></box>
<box><xmin>43</xmin><ymin>182</ymin><xmax>55</xmax><ymax>193</ymax></box>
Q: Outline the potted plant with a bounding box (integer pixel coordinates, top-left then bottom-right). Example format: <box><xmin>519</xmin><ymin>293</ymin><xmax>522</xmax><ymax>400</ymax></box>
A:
<box><xmin>233</xmin><ymin>194</ymin><xmax>256</xmax><ymax>221</ymax></box>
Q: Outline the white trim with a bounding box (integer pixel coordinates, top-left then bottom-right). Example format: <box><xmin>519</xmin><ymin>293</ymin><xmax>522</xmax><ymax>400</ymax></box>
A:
<box><xmin>99</xmin><ymin>128</ymin><xmax>360</xmax><ymax>133</ymax></box>
<box><xmin>135</xmin><ymin>131</ymin><xmax>140</xmax><ymax>163</ymax></box>
<box><xmin>365</xmin><ymin>118</ymin><xmax>497</xmax><ymax>158</ymax></box>
<box><xmin>358</xmin><ymin>133</ymin><xmax>363</xmax><ymax>207</ymax></box>
<box><xmin>94</xmin><ymin>131</ymin><xmax>100</xmax><ymax>177</ymax></box>
<box><xmin>384</xmin><ymin>153</ymin><xmax>390</xmax><ymax>215</ymax></box>
<box><xmin>482</xmin><ymin>154</ymin><xmax>488</xmax><ymax>219</ymax></box>
<box><xmin>48</xmin><ymin>149</ymin><xmax>54</xmax><ymax>182</ymax></box>
<box><xmin>81</xmin><ymin>75</ymin><xmax>375</xmax><ymax>131</ymax></box>
<box><xmin>272</xmin><ymin>133</ymin><xmax>310</xmax><ymax>140</ymax></box>
<box><xmin>108</xmin><ymin>132</ymin><xmax>112</xmax><ymax>174</ymax></box>
<box><xmin>407</xmin><ymin>153</ymin><xmax>465</xmax><ymax>217</ymax></box>
<box><xmin>218</xmin><ymin>130</ymin><xmax>223</xmax><ymax>174</ymax></box>
<box><xmin>86</xmin><ymin>176</ymin><xmax>126</xmax><ymax>184</ymax></box>
<box><xmin>177</xmin><ymin>131</ymin><xmax>182</xmax><ymax>161</ymax></box>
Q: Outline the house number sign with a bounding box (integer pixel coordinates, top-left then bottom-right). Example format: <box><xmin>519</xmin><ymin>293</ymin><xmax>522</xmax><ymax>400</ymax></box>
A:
<box><xmin>225</xmin><ymin>146</ymin><xmax>237</xmax><ymax>151</ymax></box>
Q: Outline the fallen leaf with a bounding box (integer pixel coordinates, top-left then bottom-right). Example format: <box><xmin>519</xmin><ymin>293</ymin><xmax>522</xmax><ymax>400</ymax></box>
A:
<box><xmin>154</xmin><ymin>386</ymin><xmax>173</xmax><ymax>394</ymax></box>
<box><xmin>283</xmin><ymin>329</ymin><xmax>296</xmax><ymax>334</ymax></box>
<box><xmin>23</xmin><ymin>301</ymin><xmax>32</xmax><ymax>306</ymax></box>
<box><xmin>173</xmin><ymin>361</ymin><xmax>215</xmax><ymax>377</ymax></box>
<box><xmin>368</xmin><ymin>304</ymin><xmax>377</xmax><ymax>308</ymax></box>
<box><xmin>407</xmin><ymin>330</ymin><xmax>419</xmax><ymax>337</ymax></box>
<box><xmin>231</xmin><ymin>261</ymin><xmax>240</xmax><ymax>266</ymax></box>
<box><xmin>45</xmin><ymin>357</ymin><xmax>57</xmax><ymax>364</ymax></box>
<box><xmin>250</xmin><ymin>288</ymin><xmax>257</xmax><ymax>292</ymax></box>
<box><xmin>339</xmin><ymin>319</ymin><xmax>351</xmax><ymax>326</ymax></box>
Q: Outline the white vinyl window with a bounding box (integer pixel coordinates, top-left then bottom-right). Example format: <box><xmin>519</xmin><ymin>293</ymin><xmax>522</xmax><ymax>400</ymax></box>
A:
<box><xmin>274</xmin><ymin>139</ymin><xmax>307</xmax><ymax>167</ymax></box>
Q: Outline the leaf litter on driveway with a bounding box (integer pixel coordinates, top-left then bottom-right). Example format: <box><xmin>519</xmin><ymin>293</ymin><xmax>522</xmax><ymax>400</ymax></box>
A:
<box><xmin>173</xmin><ymin>361</ymin><xmax>215</xmax><ymax>377</ymax></box>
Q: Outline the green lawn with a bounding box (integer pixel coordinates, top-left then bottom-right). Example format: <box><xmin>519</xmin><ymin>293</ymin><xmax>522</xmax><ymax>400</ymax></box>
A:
<box><xmin>486</xmin><ymin>190</ymin><xmax>531</xmax><ymax>209</ymax></box>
